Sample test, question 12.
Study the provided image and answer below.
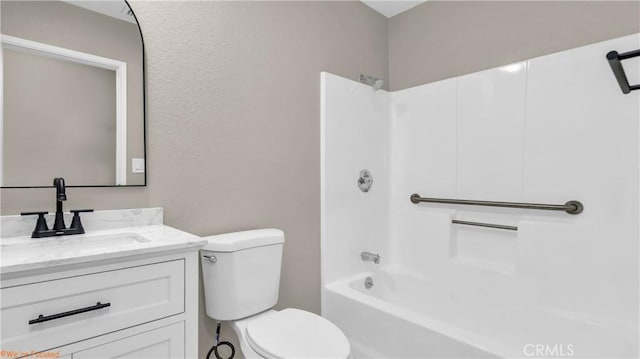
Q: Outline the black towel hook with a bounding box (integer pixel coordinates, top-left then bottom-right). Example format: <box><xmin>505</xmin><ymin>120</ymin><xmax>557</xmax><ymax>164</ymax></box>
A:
<box><xmin>607</xmin><ymin>49</ymin><xmax>640</xmax><ymax>94</ymax></box>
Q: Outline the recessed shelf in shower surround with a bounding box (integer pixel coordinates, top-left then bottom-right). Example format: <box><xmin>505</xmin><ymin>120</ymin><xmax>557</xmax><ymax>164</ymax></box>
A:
<box><xmin>450</xmin><ymin>224</ymin><xmax>517</xmax><ymax>275</ymax></box>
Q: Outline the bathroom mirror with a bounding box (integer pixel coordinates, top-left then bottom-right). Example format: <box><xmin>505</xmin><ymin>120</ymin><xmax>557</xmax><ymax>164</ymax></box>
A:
<box><xmin>1</xmin><ymin>0</ymin><xmax>145</xmax><ymax>187</ymax></box>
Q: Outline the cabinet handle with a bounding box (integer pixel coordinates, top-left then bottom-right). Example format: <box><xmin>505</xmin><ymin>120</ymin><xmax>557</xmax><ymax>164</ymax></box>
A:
<box><xmin>28</xmin><ymin>302</ymin><xmax>111</xmax><ymax>325</ymax></box>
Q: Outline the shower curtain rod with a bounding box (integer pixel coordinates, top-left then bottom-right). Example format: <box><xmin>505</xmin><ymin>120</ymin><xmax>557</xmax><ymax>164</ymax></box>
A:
<box><xmin>410</xmin><ymin>194</ymin><xmax>583</xmax><ymax>215</ymax></box>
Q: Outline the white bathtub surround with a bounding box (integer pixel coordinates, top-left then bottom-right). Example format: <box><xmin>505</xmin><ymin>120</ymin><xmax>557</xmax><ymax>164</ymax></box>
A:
<box><xmin>321</xmin><ymin>33</ymin><xmax>639</xmax><ymax>358</ymax></box>
<box><xmin>320</xmin><ymin>73</ymin><xmax>390</xmax><ymax>286</ymax></box>
<box><xmin>0</xmin><ymin>208</ymin><xmax>205</xmax><ymax>358</ymax></box>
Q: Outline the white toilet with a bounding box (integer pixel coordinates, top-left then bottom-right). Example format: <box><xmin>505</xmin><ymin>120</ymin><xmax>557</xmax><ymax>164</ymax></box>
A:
<box><xmin>201</xmin><ymin>228</ymin><xmax>351</xmax><ymax>359</ymax></box>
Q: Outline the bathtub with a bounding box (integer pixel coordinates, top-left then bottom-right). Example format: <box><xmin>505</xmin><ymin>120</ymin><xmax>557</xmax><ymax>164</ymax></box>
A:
<box><xmin>323</xmin><ymin>268</ymin><xmax>638</xmax><ymax>358</ymax></box>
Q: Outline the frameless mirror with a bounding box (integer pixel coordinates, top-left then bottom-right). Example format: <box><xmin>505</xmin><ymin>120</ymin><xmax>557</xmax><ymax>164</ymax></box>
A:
<box><xmin>1</xmin><ymin>0</ymin><xmax>145</xmax><ymax>187</ymax></box>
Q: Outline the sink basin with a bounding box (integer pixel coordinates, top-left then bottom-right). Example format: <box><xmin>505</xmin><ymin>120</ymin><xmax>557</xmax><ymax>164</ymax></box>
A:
<box><xmin>1</xmin><ymin>232</ymin><xmax>151</xmax><ymax>262</ymax></box>
<box><xmin>0</xmin><ymin>209</ymin><xmax>207</xmax><ymax>275</ymax></box>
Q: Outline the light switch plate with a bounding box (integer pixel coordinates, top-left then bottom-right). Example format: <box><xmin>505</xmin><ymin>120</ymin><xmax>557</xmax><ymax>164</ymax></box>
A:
<box><xmin>132</xmin><ymin>158</ymin><xmax>145</xmax><ymax>173</ymax></box>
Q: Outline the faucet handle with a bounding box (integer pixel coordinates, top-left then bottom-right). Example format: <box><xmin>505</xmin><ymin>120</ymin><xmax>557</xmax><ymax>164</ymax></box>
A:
<box><xmin>21</xmin><ymin>211</ymin><xmax>49</xmax><ymax>216</ymax></box>
<box><xmin>21</xmin><ymin>211</ymin><xmax>49</xmax><ymax>235</ymax></box>
<box><xmin>69</xmin><ymin>209</ymin><xmax>93</xmax><ymax>233</ymax></box>
<box><xmin>70</xmin><ymin>209</ymin><xmax>94</xmax><ymax>214</ymax></box>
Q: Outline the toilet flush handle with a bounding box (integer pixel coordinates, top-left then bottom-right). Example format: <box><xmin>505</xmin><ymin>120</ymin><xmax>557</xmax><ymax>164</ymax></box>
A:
<box><xmin>203</xmin><ymin>255</ymin><xmax>217</xmax><ymax>263</ymax></box>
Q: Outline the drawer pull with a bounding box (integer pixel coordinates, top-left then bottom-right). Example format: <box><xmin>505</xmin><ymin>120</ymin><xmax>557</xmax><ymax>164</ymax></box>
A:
<box><xmin>28</xmin><ymin>302</ymin><xmax>111</xmax><ymax>325</ymax></box>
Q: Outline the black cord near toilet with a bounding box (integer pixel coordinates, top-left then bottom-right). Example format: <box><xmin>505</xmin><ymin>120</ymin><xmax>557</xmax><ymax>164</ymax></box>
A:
<box><xmin>206</xmin><ymin>323</ymin><xmax>235</xmax><ymax>359</ymax></box>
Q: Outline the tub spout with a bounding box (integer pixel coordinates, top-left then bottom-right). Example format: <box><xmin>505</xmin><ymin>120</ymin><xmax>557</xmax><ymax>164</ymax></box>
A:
<box><xmin>361</xmin><ymin>251</ymin><xmax>380</xmax><ymax>264</ymax></box>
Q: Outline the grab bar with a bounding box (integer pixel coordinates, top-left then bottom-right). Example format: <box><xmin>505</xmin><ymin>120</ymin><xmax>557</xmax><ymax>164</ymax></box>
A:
<box><xmin>452</xmin><ymin>219</ymin><xmax>517</xmax><ymax>231</ymax></box>
<box><xmin>410</xmin><ymin>194</ymin><xmax>583</xmax><ymax>215</ymax></box>
<box><xmin>607</xmin><ymin>49</ymin><xmax>640</xmax><ymax>94</ymax></box>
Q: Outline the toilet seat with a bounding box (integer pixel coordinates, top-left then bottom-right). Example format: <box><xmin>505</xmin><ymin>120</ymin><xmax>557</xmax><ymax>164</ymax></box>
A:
<box><xmin>245</xmin><ymin>308</ymin><xmax>351</xmax><ymax>359</ymax></box>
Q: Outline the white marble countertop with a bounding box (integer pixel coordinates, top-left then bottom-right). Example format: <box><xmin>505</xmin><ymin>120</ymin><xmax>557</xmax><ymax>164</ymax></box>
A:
<box><xmin>0</xmin><ymin>208</ymin><xmax>207</xmax><ymax>274</ymax></box>
<box><xmin>0</xmin><ymin>224</ymin><xmax>207</xmax><ymax>274</ymax></box>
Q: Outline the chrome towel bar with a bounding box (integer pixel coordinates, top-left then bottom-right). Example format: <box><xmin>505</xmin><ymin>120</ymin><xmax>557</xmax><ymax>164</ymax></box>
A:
<box><xmin>452</xmin><ymin>219</ymin><xmax>517</xmax><ymax>231</ymax></box>
<box><xmin>410</xmin><ymin>194</ymin><xmax>583</xmax><ymax>215</ymax></box>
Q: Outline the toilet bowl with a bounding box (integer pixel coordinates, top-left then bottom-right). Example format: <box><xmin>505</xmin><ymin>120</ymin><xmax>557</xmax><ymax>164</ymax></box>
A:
<box><xmin>230</xmin><ymin>309</ymin><xmax>350</xmax><ymax>359</ymax></box>
<box><xmin>200</xmin><ymin>229</ymin><xmax>351</xmax><ymax>359</ymax></box>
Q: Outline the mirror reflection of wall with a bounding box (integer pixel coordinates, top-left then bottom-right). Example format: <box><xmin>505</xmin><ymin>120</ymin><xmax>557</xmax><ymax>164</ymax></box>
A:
<box><xmin>1</xmin><ymin>0</ymin><xmax>145</xmax><ymax>187</ymax></box>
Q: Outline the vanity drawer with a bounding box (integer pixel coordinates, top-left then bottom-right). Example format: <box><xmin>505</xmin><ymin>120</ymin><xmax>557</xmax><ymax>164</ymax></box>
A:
<box><xmin>1</xmin><ymin>259</ymin><xmax>184</xmax><ymax>354</ymax></box>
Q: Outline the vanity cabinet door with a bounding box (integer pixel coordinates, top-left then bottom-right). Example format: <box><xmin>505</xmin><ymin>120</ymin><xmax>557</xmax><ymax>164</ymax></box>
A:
<box><xmin>72</xmin><ymin>322</ymin><xmax>184</xmax><ymax>359</ymax></box>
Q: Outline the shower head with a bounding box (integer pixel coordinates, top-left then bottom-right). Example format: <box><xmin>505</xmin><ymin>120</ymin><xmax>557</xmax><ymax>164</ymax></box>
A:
<box><xmin>360</xmin><ymin>74</ymin><xmax>384</xmax><ymax>91</ymax></box>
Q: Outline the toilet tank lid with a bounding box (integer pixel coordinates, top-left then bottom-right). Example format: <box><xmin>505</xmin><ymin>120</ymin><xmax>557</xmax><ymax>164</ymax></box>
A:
<box><xmin>201</xmin><ymin>228</ymin><xmax>284</xmax><ymax>252</ymax></box>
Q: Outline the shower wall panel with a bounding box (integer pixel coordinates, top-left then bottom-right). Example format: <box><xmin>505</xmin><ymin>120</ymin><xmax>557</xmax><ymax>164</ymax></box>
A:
<box><xmin>320</xmin><ymin>72</ymin><xmax>390</xmax><ymax>287</ymax></box>
<box><xmin>389</xmin><ymin>33</ymin><xmax>639</xmax><ymax>346</ymax></box>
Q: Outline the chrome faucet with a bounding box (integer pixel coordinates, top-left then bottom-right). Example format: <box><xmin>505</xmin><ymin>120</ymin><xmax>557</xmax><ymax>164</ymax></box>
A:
<box><xmin>361</xmin><ymin>251</ymin><xmax>380</xmax><ymax>264</ymax></box>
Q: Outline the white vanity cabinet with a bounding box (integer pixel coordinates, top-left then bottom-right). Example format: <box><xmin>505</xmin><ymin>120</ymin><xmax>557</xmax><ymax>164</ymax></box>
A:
<box><xmin>72</xmin><ymin>322</ymin><xmax>185</xmax><ymax>359</ymax></box>
<box><xmin>0</xmin><ymin>250</ymin><xmax>200</xmax><ymax>359</ymax></box>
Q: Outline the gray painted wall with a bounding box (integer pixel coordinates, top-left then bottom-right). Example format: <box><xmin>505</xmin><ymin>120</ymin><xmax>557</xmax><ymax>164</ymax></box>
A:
<box><xmin>388</xmin><ymin>0</ymin><xmax>640</xmax><ymax>90</ymax></box>
<box><xmin>1</xmin><ymin>1</ymin><xmax>638</xmax><ymax>357</ymax></box>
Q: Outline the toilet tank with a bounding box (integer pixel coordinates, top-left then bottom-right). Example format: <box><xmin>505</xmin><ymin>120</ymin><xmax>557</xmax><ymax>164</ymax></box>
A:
<box><xmin>201</xmin><ymin>229</ymin><xmax>284</xmax><ymax>321</ymax></box>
